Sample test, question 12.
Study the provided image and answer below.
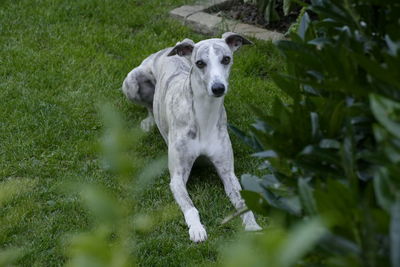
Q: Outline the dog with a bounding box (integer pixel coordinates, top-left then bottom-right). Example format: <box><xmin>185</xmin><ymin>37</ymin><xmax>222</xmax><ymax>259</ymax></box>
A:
<box><xmin>122</xmin><ymin>32</ymin><xmax>261</xmax><ymax>242</ymax></box>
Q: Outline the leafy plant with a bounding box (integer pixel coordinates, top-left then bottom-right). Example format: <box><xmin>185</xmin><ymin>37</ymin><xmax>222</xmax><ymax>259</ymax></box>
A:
<box><xmin>231</xmin><ymin>0</ymin><xmax>400</xmax><ymax>265</ymax></box>
<box><xmin>0</xmin><ymin>179</ymin><xmax>37</xmax><ymax>265</ymax></box>
<box><xmin>221</xmin><ymin>216</ymin><xmax>327</xmax><ymax>267</ymax></box>
<box><xmin>243</xmin><ymin>0</ymin><xmax>304</xmax><ymax>24</ymax></box>
<box><xmin>64</xmin><ymin>104</ymin><xmax>171</xmax><ymax>267</ymax></box>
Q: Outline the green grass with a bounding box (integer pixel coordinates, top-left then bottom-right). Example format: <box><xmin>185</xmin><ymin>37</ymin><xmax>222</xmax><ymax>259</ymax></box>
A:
<box><xmin>0</xmin><ymin>0</ymin><xmax>286</xmax><ymax>266</ymax></box>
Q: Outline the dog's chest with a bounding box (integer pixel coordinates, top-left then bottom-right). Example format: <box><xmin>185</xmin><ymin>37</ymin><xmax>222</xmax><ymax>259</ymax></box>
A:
<box><xmin>185</xmin><ymin>115</ymin><xmax>228</xmax><ymax>158</ymax></box>
<box><xmin>198</xmin><ymin>132</ymin><xmax>224</xmax><ymax>156</ymax></box>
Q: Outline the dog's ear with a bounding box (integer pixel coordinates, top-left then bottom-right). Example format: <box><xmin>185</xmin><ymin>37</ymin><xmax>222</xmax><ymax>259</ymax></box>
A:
<box><xmin>167</xmin><ymin>38</ymin><xmax>195</xmax><ymax>57</ymax></box>
<box><xmin>222</xmin><ymin>32</ymin><xmax>253</xmax><ymax>52</ymax></box>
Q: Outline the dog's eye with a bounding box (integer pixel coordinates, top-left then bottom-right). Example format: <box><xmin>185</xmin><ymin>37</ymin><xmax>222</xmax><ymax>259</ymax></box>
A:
<box><xmin>196</xmin><ymin>60</ymin><xmax>206</xmax><ymax>69</ymax></box>
<box><xmin>221</xmin><ymin>56</ymin><xmax>231</xmax><ymax>65</ymax></box>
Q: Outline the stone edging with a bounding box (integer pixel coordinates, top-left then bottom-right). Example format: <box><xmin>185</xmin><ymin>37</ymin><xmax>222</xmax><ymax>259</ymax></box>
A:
<box><xmin>169</xmin><ymin>0</ymin><xmax>284</xmax><ymax>41</ymax></box>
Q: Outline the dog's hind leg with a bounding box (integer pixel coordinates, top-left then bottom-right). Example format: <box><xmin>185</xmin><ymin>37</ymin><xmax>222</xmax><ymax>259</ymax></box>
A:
<box><xmin>122</xmin><ymin>67</ymin><xmax>156</xmax><ymax>132</ymax></box>
<box><xmin>140</xmin><ymin>109</ymin><xmax>155</xmax><ymax>132</ymax></box>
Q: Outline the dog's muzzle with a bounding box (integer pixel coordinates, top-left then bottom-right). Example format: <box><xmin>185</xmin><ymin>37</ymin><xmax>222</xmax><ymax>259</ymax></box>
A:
<box><xmin>211</xmin><ymin>83</ymin><xmax>225</xmax><ymax>97</ymax></box>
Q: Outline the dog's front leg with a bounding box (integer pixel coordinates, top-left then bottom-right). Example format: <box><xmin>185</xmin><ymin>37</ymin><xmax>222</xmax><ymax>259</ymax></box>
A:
<box><xmin>220</xmin><ymin>171</ymin><xmax>262</xmax><ymax>231</ymax></box>
<box><xmin>168</xmin><ymin>142</ymin><xmax>207</xmax><ymax>242</ymax></box>
<box><xmin>210</xmin><ymin>144</ymin><xmax>262</xmax><ymax>231</ymax></box>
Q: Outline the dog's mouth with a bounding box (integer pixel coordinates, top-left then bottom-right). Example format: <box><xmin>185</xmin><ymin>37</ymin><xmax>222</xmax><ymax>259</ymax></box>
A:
<box><xmin>212</xmin><ymin>93</ymin><xmax>225</xmax><ymax>98</ymax></box>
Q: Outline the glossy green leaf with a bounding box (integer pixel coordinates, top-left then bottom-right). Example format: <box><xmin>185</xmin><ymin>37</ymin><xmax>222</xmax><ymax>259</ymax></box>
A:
<box><xmin>283</xmin><ymin>0</ymin><xmax>292</xmax><ymax>15</ymax></box>
<box><xmin>263</xmin><ymin>188</ymin><xmax>300</xmax><ymax>215</ymax></box>
<box><xmin>374</xmin><ymin>168</ymin><xmax>395</xmax><ymax>213</ymax></box>
<box><xmin>241</xmin><ymin>174</ymin><xmax>263</xmax><ymax>193</ymax></box>
<box><xmin>391</xmin><ymin>195</ymin><xmax>400</xmax><ymax>267</ymax></box>
<box><xmin>252</xmin><ymin>150</ymin><xmax>278</xmax><ymax>158</ymax></box>
<box><xmin>385</xmin><ymin>35</ymin><xmax>400</xmax><ymax>56</ymax></box>
<box><xmin>308</xmin><ymin>37</ymin><xmax>331</xmax><ymax>47</ymax></box>
<box><xmin>370</xmin><ymin>94</ymin><xmax>400</xmax><ymax>139</ymax></box>
<box><xmin>328</xmin><ymin>100</ymin><xmax>345</xmax><ymax>137</ymax></box>
<box><xmin>263</xmin><ymin>0</ymin><xmax>272</xmax><ymax>24</ymax></box>
<box><xmin>319</xmin><ymin>139</ymin><xmax>340</xmax><ymax>149</ymax></box>
<box><xmin>298</xmin><ymin>12</ymin><xmax>310</xmax><ymax>40</ymax></box>
<box><xmin>340</xmin><ymin>122</ymin><xmax>357</xmax><ymax>184</ymax></box>
<box><xmin>229</xmin><ymin>124</ymin><xmax>263</xmax><ymax>151</ymax></box>
<box><xmin>310</xmin><ymin>112</ymin><xmax>320</xmax><ymax>140</ymax></box>
<box><xmin>260</xmin><ymin>174</ymin><xmax>280</xmax><ymax>187</ymax></box>
<box><xmin>298</xmin><ymin>178</ymin><xmax>317</xmax><ymax>215</ymax></box>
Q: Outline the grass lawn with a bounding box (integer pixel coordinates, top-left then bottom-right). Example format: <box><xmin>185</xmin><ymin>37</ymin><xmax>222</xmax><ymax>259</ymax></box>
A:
<box><xmin>0</xmin><ymin>0</ymin><xmax>285</xmax><ymax>266</ymax></box>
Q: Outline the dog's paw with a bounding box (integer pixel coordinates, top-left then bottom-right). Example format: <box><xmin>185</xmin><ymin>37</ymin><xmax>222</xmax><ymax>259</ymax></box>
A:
<box><xmin>189</xmin><ymin>224</ymin><xmax>207</xmax><ymax>243</ymax></box>
<box><xmin>244</xmin><ymin>223</ymin><xmax>262</xmax><ymax>232</ymax></box>
<box><xmin>140</xmin><ymin>116</ymin><xmax>155</xmax><ymax>132</ymax></box>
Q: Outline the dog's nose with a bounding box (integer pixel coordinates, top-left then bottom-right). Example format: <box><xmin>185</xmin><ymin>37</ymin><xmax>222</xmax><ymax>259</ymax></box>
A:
<box><xmin>211</xmin><ymin>83</ymin><xmax>225</xmax><ymax>97</ymax></box>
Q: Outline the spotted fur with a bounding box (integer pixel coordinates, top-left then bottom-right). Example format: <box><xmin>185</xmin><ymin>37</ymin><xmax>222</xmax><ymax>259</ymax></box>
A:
<box><xmin>122</xmin><ymin>32</ymin><xmax>261</xmax><ymax>242</ymax></box>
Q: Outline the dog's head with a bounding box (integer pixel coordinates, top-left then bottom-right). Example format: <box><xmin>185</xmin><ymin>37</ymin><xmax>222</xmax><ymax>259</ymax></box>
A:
<box><xmin>167</xmin><ymin>32</ymin><xmax>252</xmax><ymax>98</ymax></box>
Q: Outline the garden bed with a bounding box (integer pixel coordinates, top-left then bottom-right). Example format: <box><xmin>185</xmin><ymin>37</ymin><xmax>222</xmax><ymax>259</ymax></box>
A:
<box><xmin>206</xmin><ymin>1</ymin><xmax>300</xmax><ymax>33</ymax></box>
<box><xmin>169</xmin><ymin>1</ymin><xmax>285</xmax><ymax>41</ymax></box>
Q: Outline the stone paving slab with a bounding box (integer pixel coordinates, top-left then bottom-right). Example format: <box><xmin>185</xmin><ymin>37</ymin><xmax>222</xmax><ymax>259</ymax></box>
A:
<box><xmin>185</xmin><ymin>12</ymin><xmax>222</xmax><ymax>35</ymax></box>
<box><xmin>199</xmin><ymin>0</ymin><xmax>230</xmax><ymax>8</ymax></box>
<box><xmin>170</xmin><ymin>5</ymin><xmax>206</xmax><ymax>20</ymax></box>
<box><xmin>231</xmin><ymin>23</ymin><xmax>284</xmax><ymax>41</ymax></box>
<box><xmin>169</xmin><ymin>1</ymin><xmax>285</xmax><ymax>41</ymax></box>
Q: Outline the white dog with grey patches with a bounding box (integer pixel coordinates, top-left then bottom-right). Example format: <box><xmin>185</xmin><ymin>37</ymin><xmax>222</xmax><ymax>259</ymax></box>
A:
<box><xmin>122</xmin><ymin>32</ymin><xmax>261</xmax><ymax>242</ymax></box>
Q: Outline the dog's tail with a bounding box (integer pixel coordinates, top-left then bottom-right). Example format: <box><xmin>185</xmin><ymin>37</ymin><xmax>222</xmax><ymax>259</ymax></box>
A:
<box><xmin>122</xmin><ymin>68</ymin><xmax>141</xmax><ymax>103</ymax></box>
<box><xmin>122</xmin><ymin>67</ymin><xmax>155</xmax><ymax>109</ymax></box>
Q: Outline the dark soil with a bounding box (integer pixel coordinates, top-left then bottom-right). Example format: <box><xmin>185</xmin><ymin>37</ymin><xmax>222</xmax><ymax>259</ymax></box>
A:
<box><xmin>208</xmin><ymin>1</ymin><xmax>301</xmax><ymax>33</ymax></box>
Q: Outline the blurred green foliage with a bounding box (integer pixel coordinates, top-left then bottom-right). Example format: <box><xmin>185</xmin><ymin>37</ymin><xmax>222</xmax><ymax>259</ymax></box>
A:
<box><xmin>64</xmin><ymin>104</ymin><xmax>172</xmax><ymax>267</ymax></box>
<box><xmin>0</xmin><ymin>179</ymin><xmax>36</xmax><ymax>265</ymax></box>
<box><xmin>231</xmin><ymin>0</ymin><xmax>400</xmax><ymax>266</ymax></box>
<box><xmin>221</xmin><ymin>216</ymin><xmax>327</xmax><ymax>267</ymax></box>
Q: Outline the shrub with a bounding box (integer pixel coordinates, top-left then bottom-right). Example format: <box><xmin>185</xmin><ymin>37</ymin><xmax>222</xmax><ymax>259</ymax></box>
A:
<box><xmin>232</xmin><ymin>0</ymin><xmax>400</xmax><ymax>265</ymax></box>
<box><xmin>242</xmin><ymin>0</ymin><xmax>305</xmax><ymax>24</ymax></box>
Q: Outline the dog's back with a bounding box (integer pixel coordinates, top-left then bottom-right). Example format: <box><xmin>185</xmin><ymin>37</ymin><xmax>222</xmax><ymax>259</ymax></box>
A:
<box><xmin>123</xmin><ymin>47</ymin><xmax>189</xmax><ymax>105</ymax></box>
<box><xmin>122</xmin><ymin>46</ymin><xmax>193</xmax><ymax>141</ymax></box>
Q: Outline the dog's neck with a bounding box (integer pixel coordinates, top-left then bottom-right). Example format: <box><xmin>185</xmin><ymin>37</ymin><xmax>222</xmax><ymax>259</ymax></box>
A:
<box><xmin>189</xmin><ymin>72</ymin><xmax>224</xmax><ymax>137</ymax></box>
